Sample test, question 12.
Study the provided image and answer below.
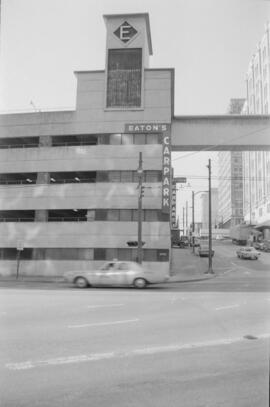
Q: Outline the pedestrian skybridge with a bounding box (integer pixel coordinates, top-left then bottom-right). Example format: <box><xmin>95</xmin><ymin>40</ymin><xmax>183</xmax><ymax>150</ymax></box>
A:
<box><xmin>171</xmin><ymin>115</ymin><xmax>270</xmax><ymax>151</ymax></box>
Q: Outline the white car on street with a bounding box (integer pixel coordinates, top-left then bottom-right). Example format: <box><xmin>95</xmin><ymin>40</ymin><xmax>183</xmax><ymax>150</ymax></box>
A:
<box><xmin>236</xmin><ymin>247</ymin><xmax>261</xmax><ymax>260</ymax></box>
<box><xmin>64</xmin><ymin>260</ymin><xmax>170</xmax><ymax>289</ymax></box>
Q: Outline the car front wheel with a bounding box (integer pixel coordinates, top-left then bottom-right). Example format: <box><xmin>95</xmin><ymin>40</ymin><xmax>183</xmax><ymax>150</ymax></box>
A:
<box><xmin>133</xmin><ymin>278</ymin><xmax>147</xmax><ymax>289</ymax></box>
<box><xmin>74</xmin><ymin>276</ymin><xmax>88</xmax><ymax>288</ymax></box>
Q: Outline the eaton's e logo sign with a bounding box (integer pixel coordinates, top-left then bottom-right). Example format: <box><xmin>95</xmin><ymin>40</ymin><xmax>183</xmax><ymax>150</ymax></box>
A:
<box><xmin>114</xmin><ymin>21</ymin><xmax>138</xmax><ymax>44</ymax></box>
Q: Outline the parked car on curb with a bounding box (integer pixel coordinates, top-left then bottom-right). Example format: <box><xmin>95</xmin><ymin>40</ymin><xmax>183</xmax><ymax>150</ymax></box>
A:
<box><xmin>253</xmin><ymin>242</ymin><xmax>264</xmax><ymax>251</ymax></box>
<box><xmin>195</xmin><ymin>242</ymin><xmax>214</xmax><ymax>257</ymax></box>
<box><xmin>236</xmin><ymin>247</ymin><xmax>261</xmax><ymax>260</ymax></box>
<box><xmin>64</xmin><ymin>260</ymin><xmax>170</xmax><ymax>289</ymax></box>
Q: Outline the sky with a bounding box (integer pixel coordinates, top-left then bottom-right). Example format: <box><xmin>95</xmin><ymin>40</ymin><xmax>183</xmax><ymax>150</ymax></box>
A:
<box><xmin>0</xmin><ymin>0</ymin><xmax>269</xmax><ymax>223</ymax></box>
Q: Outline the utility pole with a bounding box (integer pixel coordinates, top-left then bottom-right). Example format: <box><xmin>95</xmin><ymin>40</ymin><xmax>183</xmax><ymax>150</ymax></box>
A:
<box><xmin>192</xmin><ymin>191</ymin><xmax>195</xmax><ymax>253</ymax></box>
<box><xmin>137</xmin><ymin>152</ymin><xmax>143</xmax><ymax>264</ymax></box>
<box><xmin>249</xmin><ymin>151</ymin><xmax>252</xmax><ymax>225</ymax></box>
<box><xmin>182</xmin><ymin>207</ymin><xmax>185</xmax><ymax>235</ymax></box>
<box><xmin>186</xmin><ymin>200</ymin><xmax>188</xmax><ymax>236</ymax></box>
<box><xmin>206</xmin><ymin>159</ymin><xmax>214</xmax><ymax>274</ymax></box>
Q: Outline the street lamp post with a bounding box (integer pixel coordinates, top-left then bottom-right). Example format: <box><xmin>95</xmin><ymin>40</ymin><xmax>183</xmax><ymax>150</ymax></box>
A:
<box><xmin>192</xmin><ymin>191</ymin><xmax>195</xmax><ymax>253</ymax></box>
<box><xmin>206</xmin><ymin>159</ymin><xmax>214</xmax><ymax>274</ymax></box>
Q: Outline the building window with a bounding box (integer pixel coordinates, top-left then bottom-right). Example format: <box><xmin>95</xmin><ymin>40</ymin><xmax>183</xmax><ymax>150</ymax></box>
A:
<box><xmin>121</xmin><ymin>134</ymin><xmax>133</xmax><ymax>144</ymax></box>
<box><xmin>119</xmin><ymin>210</ymin><xmax>132</xmax><ymax>221</ymax></box>
<box><xmin>134</xmin><ymin>134</ymin><xmax>146</xmax><ymax>144</ymax></box>
<box><xmin>94</xmin><ymin>248</ymin><xmax>106</xmax><ymax>260</ymax></box>
<box><xmin>106</xmin><ymin>48</ymin><xmax>142</xmax><ymax>108</ymax></box>
<box><xmin>145</xmin><ymin>210</ymin><xmax>158</xmax><ymax>221</ymax></box>
<box><xmin>107</xmin><ymin>210</ymin><xmax>119</xmax><ymax>221</ymax></box>
<box><xmin>95</xmin><ymin>209</ymin><xmax>107</xmax><ymax>221</ymax></box>
<box><xmin>121</xmin><ymin>171</ymin><xmax>133</xmax><ymax>182</ymax></box>
<box><xmin>108</xmin><ymin>133</ymin><xmax>161</xmax><ymax>145</ymax></box>
<box><xmin>0</xmin><ymin>248</ymin><xmax>32</xmax><ymax>260</ymax></box>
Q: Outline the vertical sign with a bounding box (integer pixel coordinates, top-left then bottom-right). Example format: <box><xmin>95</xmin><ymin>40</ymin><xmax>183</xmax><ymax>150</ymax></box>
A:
<box><xmin>171</xmin><ymin>180</ymin><xmax>177</xmax><ymax>227</ymax></box>
<box><xmin>162</xmin><ymin>127</ymin><xmax>171</xmax><ymax>213</ymax></box>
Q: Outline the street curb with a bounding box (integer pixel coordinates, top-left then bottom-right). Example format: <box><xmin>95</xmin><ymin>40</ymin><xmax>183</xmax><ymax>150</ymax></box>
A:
<box><xmin>0</xmin><ymin>273</ymin><xmax>217</xmax><ymax>285</ymax></box>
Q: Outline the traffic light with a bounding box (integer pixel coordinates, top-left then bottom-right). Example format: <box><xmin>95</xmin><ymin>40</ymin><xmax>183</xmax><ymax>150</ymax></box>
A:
<box><xmin>140</xmin><ymin>185</ymin><xmax>145</xmax><ymax>197</ymax></box>
<box><xmin>127</xmin><ymin>241</ymin><xmax>138</xmax><ymax>247</ymax></box>
<box><xmin>126</xmin><ymin>241</ymin><xmax>145</xmax><ymax>247</ymax></box>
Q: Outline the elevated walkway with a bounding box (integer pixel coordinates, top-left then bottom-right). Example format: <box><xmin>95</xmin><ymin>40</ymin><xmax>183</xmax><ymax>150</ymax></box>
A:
<box><xmin>171</xmin><ymin>115</ymin><xmax>270</xmax><ymax>151</ymax></box>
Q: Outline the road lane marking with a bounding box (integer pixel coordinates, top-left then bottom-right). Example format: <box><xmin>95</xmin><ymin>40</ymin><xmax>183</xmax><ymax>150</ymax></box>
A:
<box><xmin>67</xmin><ymin>318</ymin><xmax>139</xmax><ymax>329</ymax></box>
<box><xmin>87</xmin><ymin>303</ymin><xmax>124</xmax><ymax>309</ymax></box>
<box><xmin>215</xmin><ymin>304</ymin><xmax>241</xmax><ymax>311</ymax></box>
<box><xmin>6</xmin><ymin>333</ymin><xmax>270</xmax><ymax>371</ymax></box>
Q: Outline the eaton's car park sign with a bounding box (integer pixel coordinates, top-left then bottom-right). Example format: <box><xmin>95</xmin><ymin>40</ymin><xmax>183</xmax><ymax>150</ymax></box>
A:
<box><xmin>125</xmin><ymin>123</ymin><xmax>171</xmax><ymax>213</ymax></box>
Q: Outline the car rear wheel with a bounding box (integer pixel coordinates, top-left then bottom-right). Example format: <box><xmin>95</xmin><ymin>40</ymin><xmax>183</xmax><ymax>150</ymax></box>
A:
<box><xmin>74</xmin><ymin>276</ymin><xmax>88</xmax><ymax>288</ymax></box>
<box><xmin>133</xmin><ymin>278</ymin><xmax>147</xmax><ymax>289</ymax></box>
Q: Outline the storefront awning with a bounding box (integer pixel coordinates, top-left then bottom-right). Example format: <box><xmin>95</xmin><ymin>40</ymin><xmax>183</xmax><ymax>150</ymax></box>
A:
<box><xmin>254</xmin><ymin>220</ymin><xmax>270</xmax><ymax>230</ymax></box>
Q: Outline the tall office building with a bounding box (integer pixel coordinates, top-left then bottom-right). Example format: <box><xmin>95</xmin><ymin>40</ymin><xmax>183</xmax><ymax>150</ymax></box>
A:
<box><xmin>0</xmin><ymin>14</ymin><xmax>174</xmax><ymax>277</ymax></box>
<box><xmin>200</xmin><ymin>189</ymin><xmax>219</xmax><ymax>230</ymax></box>
<box><xmin>218</xmin><ymin>99</ymin><xmax>245</xmax><ymax>228</ymax></box>
<box><xmin>242</xmin><ymin>22</ymin><xmax>270</xmax><ymax>224</ymax></box>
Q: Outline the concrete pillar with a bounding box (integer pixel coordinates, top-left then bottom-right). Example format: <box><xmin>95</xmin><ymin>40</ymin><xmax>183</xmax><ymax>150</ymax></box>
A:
<box><xmin>86</xmin><ymin>210</ymin><xmax>95</xmax><ymax>221</ymax></box>
<box><xmin>39</xmin><ymin>135</ymin><xmax>52</xmax><ymax>147</ymax></box>
<box><xmin>36</xmin><ymin>172</ymin><xmax>50</xmax><ymax>184</ymax></box>
<box><xmin>35</xmin><ymin>172</ymin><xmax>50</xmax><ymax>222</ymax></box>
<box><xmin>35</xmin><ymin>210</ymin><xmax>48</xmax><ymax>222</ymax></box>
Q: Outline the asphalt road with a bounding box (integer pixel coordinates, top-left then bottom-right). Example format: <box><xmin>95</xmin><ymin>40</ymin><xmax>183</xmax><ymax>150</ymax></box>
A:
<box><xmin>1</xmin><ymin>274</ymin><xmax>270</xmax><ymax>406</ymax></box>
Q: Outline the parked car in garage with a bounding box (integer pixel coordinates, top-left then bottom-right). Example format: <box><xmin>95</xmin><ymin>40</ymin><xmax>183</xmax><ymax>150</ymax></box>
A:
<box><xmin>236</xmin><ymin>247</ymin><xmax>261</xmax><ymax>260</ymax></box>
<box><xmin>64</xmin><ymin>260</ymin><xmax>170</xmax><ymax>289</ymax></box>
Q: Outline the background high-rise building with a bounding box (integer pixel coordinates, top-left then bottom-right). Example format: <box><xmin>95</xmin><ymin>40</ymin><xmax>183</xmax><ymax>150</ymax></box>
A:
<box><xmin>200</xmin><ymin>189</ymin><xmax>219</xmax><ymax>230</ymax></box>
<box><xmin>242</xmin><ymin>22</ymin><xmax>270</xmax><ymax>225</ymax></box>
<box><xmin>218</xmin><ymin>99</ymin><xmax>245</xmax><ymax>228</ymax></box>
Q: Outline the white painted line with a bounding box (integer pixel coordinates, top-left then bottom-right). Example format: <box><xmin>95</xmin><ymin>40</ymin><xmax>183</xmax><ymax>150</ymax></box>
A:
<box><xmin>68</xmin><ymin>318</ymin><xmax>139</xmax><ymax>329</ymax></box>
<box><xmin>221</xmin><ymin>269</ymin><xmax>233</xmax><ymax>275</ymax></box>
<box><xmin>87</xmin><ymin>303</ymin><xmax>124</xmax><ymax>309</ymax></box>
<box><xmin>215</xmin><ymin>304</ymin><xmax>240</xmax><ymax>311</ymax></box>
<box><xmin>6</xmin><ymin>333</ymin><xmax>270</xmax><ymax>371</ymax></box>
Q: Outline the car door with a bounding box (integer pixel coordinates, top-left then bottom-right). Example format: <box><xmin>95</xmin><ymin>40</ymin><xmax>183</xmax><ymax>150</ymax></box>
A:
<box><xmin>115</xmin><ymin>262</ymin><xmax>135</xmax><ymax>286</ymax></box>
<box><xmin>101</xmin><ymin>262</ymin><xmax>122</xmax><ymax>286</ymax></box>
<box><xmin>91</xmin><ymin>262</ymin><xmax>116</xmax><ymax>286</ymax></box>
<box><xmin>102</xmin><ymin>262</ymin><xmax>131</xmax><ymax>286</ymax></box>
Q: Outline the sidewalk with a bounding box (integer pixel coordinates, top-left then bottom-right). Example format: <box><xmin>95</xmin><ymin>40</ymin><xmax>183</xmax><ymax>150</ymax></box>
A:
<box><xmin>0</xmin><ymin>249</ymin><xmax>221</xmax><ymax>286</ymax></box>
<box><xmin>169</xmin><ymin>247</ymin><xmax>218</xmax><ymax>282</ymax></box>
